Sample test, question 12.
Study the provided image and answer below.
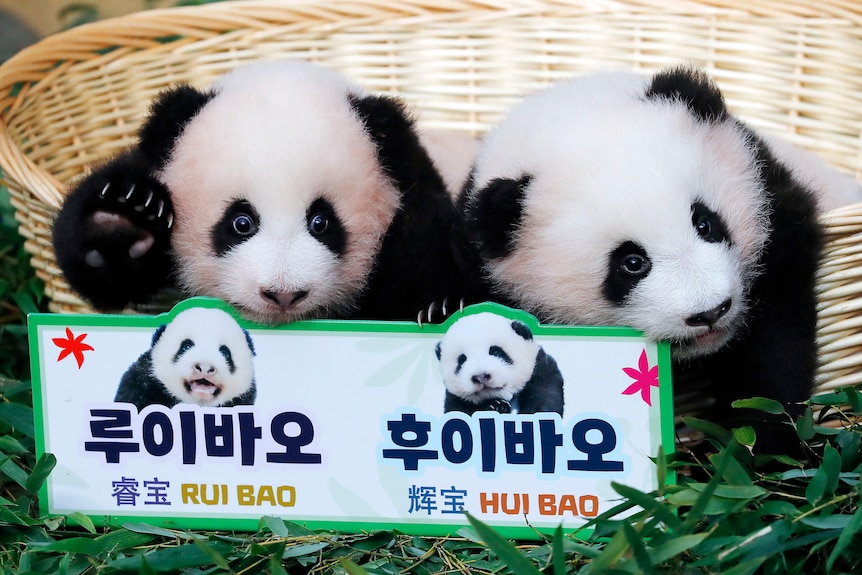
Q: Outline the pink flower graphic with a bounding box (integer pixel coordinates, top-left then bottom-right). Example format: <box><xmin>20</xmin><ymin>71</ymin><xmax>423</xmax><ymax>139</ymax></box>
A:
<box><xmin>621</xmin><ymin>349</ymin><xmax>659</xmax><ymax>406</ymax></box>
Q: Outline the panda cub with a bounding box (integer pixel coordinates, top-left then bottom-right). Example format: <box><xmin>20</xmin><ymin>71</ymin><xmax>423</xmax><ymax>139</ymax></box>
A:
<box><xmin>462</xmin><ymin>67</ymin><xmax>823</xmax><ymax>454</ymax></box>
<box><xmin>51</xmin><ymin>60</ymin><xmax>474</xmax><ymax>324</ymax></box>
<box><xmin>115</xmin><ymin>307</ymin><xmax>256</xmax><ymax>409</ymax></box>
<box><xmin>435</xmin><ymin>312</ymin><xmax>564</xmax><ymax>415</ymax></box>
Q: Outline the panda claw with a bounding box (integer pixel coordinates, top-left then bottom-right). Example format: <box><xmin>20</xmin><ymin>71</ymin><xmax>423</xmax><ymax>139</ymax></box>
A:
<box><xmin>166</xmin><ymin>212</ymin><xmax>174</xmax><ymax>229</ymax></box>
<box><xmin>124</xmin><ymin>184</ymin><xmax>136</xmax><ymax>201</ymax></box>
<box><xmin>143</xmin><ymin>189</ymin><xmax>154</xmax><ymax>208</ymax></box>
<box><xmin>156</xmin><ymin>199</ymin><xmax>165</xmax><ymax>219</ymax></box>
<box><xmin>442</xmin><ymin>298</ymin><xmax>449</xmax><ymax>317</ymax></box>
<box><xmin>427</xmin><ymin>301</ymin><xmax>438</xmax><ymax>323</ymax></box>
<box><xmin>99</xmin><ymin>182</ymin><xmax>111</xmax><ymax>198</ymax></box>
<box><xmin>417</xmin><ymin>309</ymin><xmax>426</xmax><ymax>327</ymax></box>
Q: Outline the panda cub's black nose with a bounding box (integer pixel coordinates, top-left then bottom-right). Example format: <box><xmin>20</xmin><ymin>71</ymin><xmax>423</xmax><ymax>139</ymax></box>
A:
<box><xmin>472</xmin><ymin>373</ymin><xmax>492</xmax><ymax>386</ymax></box>
<box><xmin>686</xmin><ymin>298</ymin><xmax>732</xmax><ymax>328</ymax></box>
<box><xmin>261</xmin><ymin>290</ymin><xmax>309</xmax><ymax>308</ymax></box>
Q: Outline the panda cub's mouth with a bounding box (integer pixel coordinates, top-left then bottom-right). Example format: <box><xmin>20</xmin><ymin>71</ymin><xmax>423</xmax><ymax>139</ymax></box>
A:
<box><xmin>186</xmin><ymin>378</ymin><xmax>221</xmax><ymax>397</ymax></box>
<box><xmin>674</xmin><ymin>325</ymin><xmax>735</xmax><ymax>359</ymax></box>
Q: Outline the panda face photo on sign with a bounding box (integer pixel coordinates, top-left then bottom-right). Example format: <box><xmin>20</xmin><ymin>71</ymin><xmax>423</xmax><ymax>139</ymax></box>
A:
<box><xmin>434</xmin><ymin>312</ymin><xmax>565</xmax><ymax>416</ymax></box>
<box><xmin>114</xmin><ymin>307</ymin><xmax>257</xmax><ymax>410</ymax></box>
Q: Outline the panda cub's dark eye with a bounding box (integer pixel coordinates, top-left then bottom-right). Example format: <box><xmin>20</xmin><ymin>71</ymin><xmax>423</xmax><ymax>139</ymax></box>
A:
<box><xmin>213</xmin><ymin>199</ymin><xmax>261</xmax><ymax>257</ymax></box>
<box><xmin>308</xmin><ymin>213</ymin><xmax>329</xmax><ymax>235</ymax></box>
<box><xmin>232</xmin><ymin>214</ymin><xmax>257</xmax><ymax>236</ymax></box>
<box><xmin>621</xmin><ymin>254</ymin><xmax>650</xmax><ymax>276</ymax></box>
<box><xmin>691</xmin><ymin>201</ymin><xmax>729</xmax><ymax>244</ymax></box>
<box><xmin>603</xmin><ymin>241</ymin><xmax>651</xmax><ymax>305</ymax></box>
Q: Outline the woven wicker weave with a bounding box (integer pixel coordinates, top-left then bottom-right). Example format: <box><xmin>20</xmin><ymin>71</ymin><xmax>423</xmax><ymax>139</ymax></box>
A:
<box><xmin>1</xmin><ymin>0</ymin><xmax>861</xmax><ymax>401</ymax></box>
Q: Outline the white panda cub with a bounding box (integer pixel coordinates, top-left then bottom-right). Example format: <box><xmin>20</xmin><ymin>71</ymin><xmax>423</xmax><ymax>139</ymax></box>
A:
<box><xmin>52</xmin><ymin>60</ymin><xmax>476</xmax><ymax>324</ymax></box>
<box><xmin>461</xmin><ymin>66</ymin><xmax>823</xmax><ymax>454</ymax></box>
<box><xmin>435</xmin><ymin>312</ymin><xmax>564</xmax><ymax>415</ymax></box>
<box><xmin>115</xmin><ymin>307</ymin><xmax>256</xmax><ymax>409</ymax></box>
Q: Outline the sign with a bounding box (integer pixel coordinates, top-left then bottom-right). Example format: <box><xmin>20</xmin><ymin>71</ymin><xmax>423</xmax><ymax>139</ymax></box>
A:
<box><xmin>29</xmin><ymin>297</ymin><xmax>674</xmax><ymax>538</ymax></box>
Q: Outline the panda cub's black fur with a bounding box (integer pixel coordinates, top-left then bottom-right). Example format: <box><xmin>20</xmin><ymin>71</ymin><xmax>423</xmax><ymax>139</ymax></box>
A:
<box><xmin>461</xmin><ymin>66</ymin><xmax>823</xmax><ymax>455</ymax></box>
<box><xmin>52</xmin><ymin>60</ymin><xmax>476</xmax><ymax>325</ymax></box>
<box><xmin>115</xmin><ymin>307</ymin><xmax>257</xmax><ymax>410</ymax></box>
<box><xmin>435</xmin><ymin>312</ymin><xmax>565</xmax><ymax>416</ymax></box>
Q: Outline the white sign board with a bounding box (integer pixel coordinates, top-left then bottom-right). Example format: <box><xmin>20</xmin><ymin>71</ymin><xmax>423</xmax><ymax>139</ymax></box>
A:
<box><xmin>29</xmin><ymin>298</ymin><xmax>674</xmax><ymax>538</ymax></box>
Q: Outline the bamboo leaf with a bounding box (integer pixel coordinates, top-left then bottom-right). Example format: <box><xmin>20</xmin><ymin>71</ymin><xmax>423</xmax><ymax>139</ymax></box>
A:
<box><xmin>552</xmin><ymin>524</ymin><xmax>566</xmax><ymax>575</ymax></box>
<box><xmin>611</xmin><ymin>482</ymin><xmax>682</xmax><ymax>532</ymax></box>
<box><xmin>66</xmin><ymin>512</ymin><xmax>96</xmax><ymax>535</ymax></box>
<box><xmin>25</xmin><ymin>452</ymin><xmax>56</xmax><ymax>494</ymax></box>
<box><xmin>796</xmin><ymin>407</ymin><xmax>815</xmax><ymax>441</ymax></box>
<box><xmin>464</xmin><ymin>513</ymin><xmax>542</xmax><ymax>575</ymax></box>
<box><xmin>826</xmin><ymin>499</ymin><xmax>862</xmax><ymax>571</ymax></box>
<box><xmin>622</xmin><ymin>523</ymin><xmax>651</xmax><ymax>572</ymax></box>
<box><xmin>341</xmin><ymin>558</ymin><xmax>370</xmax><ymax>575</ymax></box>
<box><xmin>648</xmin><ymin>533</ymin><xmax>708</xmax><ymax>565</ymax></box>
<box><xmin>732</xmin><ymin>397</ymin><xmax>785</xmax><ymax>415</ymax></box>
<box><xmin>0</xmin><ymin>402</ymin><xmax>35</xmax><ymax>437</ymax></box>
<box><xmin>262</xmin><ymin>515</ymin><xmax>290</xmax><ymax>537</ymax></box>
<box><xmin>107</xmin><ymin>541</ymin><xmax>235</xmax><ymax>571</ymax></box>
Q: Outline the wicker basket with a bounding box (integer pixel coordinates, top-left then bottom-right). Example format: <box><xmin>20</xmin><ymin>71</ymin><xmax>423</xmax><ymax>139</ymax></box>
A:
<box><xmin>1</xmin><ymin>0</ymin><xmax>861</xmax><ymax>401</ymax></box>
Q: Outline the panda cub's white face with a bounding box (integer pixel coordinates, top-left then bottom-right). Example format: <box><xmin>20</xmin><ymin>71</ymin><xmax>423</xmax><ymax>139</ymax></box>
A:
<box><xmin>150</xmin><ymin>307</ymin><xmax>255</xmax><ymax>406</ymax></box>
<box><xmin>436</xmin><ymin>312</ymin><xmax>539</xmax><ymax>403</ymax></box>
<box><xmin>467</xmin><ymin>71</ymin><xmax>770</xmax><ymax>361</ymax></box>
<box><xmin>158</xmin><ymin>61</ymin><xmax>401</xmax><ymax>325</ymax></box>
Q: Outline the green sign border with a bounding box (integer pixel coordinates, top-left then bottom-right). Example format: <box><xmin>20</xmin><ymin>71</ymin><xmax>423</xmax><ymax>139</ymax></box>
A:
<box><xmin>29</xmin><ymin>297</ymin><xmax>675</xmax><ymax>539</ymax></box>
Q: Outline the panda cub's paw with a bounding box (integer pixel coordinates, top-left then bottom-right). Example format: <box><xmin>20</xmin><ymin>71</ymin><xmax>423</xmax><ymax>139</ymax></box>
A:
<box><xmin>487</xmin><ymin>398</ymin><xmax>512</xmax><ymax>414</ymax></box>
<box><xmin>53</xmin><ymin>156</ymin><xmax>176</xmax><ymax>310</ymax></box>
<box><xmin>417</xmin><ymin>297</ymin><xmax>465</xmax><ymax>326</ymax></box>
<box><xmin>71</xmin><ymin>169</ymin><xmax>174</xmax><ymax>271</ymax></box>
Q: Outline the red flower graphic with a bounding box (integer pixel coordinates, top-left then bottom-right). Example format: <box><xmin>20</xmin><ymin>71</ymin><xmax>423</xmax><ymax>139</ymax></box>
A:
<box><xmin>52</xmin><ymin>327</ymin><xmax>94</xmax><ymax>369</ymax></box>
<box><xmin>621</xmin><ymin>349</ymin><xmax>659</xmax><ymax>406</ymax></box>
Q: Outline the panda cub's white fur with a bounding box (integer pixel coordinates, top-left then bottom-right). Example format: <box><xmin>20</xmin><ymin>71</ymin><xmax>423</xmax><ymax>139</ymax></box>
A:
<box><xmin>435</xmin><ymin>312</ymin><xmax>564</xmax><ymax>415</ymax></box>
<box><xmin>468</xmin><ymin>71</ymin><xmax>769</xmax><ymax>360</ymax></box>
<box><xmin>162</xmin><ymin>62</ymin><xmax>400</xmax><ymax>324</ymax></box>
<box><xmin>115</xmin><ymin>307</ymin><xmax>257</xmax><ymax>409</ymax></box>
<box><xmin>462</xmin><ymin>66</ymin><xmax>824</xmax><ymax>454</ymax></box>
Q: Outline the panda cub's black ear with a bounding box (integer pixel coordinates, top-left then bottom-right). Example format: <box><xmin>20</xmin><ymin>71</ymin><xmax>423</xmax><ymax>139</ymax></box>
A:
<box><xmin>242</xmin><ymin>329</ymin><xmax>256</xmax><ymax>357</ymax></box>
<box><xmin>151</xmin><ymin>324</ymin><xmax>168</xmax><ymax>347</ymax></box>
<box><xmin>434</xmin><ymin>341</ymin><xmax>443</xmax><ymax>360</ymax></box>
<box><xmin>464</xmin><ymin>175</ymin><xmax>532</xmax><ymax>260</ymax></box>
<box><xmin>510</xmin><ymin>320</ymin><xmax>533</xmax><ymax>341</ymax></box>
<box><xmin>137</xmin><ymin>85</ymin><xmax>214</xmax><ymax>167</ymax></box>
<box><xmin>645</xmin><ymin>67</ymin><xmax>727</xmax><ymax>123</ymax></box>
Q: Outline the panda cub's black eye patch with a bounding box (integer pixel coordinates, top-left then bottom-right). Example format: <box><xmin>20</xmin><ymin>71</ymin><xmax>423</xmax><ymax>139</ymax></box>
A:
<box><xmin>173</xmin><ymin>338</ymin><xmax>194</xmax><ymax>363</ymax></box>
<box><xmin>213</xmin><ymin>199</ymin><xmax>260</xmax><ymax>257</ymax></box>
<box><xmin>603</xmin><ymin>241</ymin><xmax>652</xmax><ymax>305</ymax></box>
<box><xmin>489</xmin><ymin>345</ymin><xmax>513</xmax><ymax>364</ymax></box>
<box><xmin>219</xmin><ymin>345</ymin><xmax>236</xmax><ymax>374</ymax></box>
<box><xmin>455</xmin><ymin>353</ymin><xmax>467</xmax><ymax>375</ymax></box>
<box><xmin>691</xmin><ymin>201</ymin><xmax>729</xmax><ymax>244</ymax></box>
<box><xmin>306</xmin><ymin>198</ymin><xmax>346</xmax><ymax>256</ymax></box>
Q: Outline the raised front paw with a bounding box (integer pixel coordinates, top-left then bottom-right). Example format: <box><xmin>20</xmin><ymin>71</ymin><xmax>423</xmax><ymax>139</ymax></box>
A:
<box><xmin>75</xmin><ymin>173</ymin><xmax>172</xmax><ymax>268</ymax></box>
<box><xmin>83</xmin><ymin>175</ymin><xmax>173</xmax><ymax>264</ymax></box>
<box><xmin>52</xmin><ymin>158</ymin><xmax>176</xmax><ymax>310</ymax></box>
